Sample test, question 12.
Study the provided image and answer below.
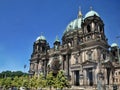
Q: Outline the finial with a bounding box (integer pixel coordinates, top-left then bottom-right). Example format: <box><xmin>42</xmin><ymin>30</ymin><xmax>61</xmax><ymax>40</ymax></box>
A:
<box><xmin>78</xmin><ymin>6</ymin><xmax>82</xmax><ymax>18</ymax></box>
<box><xmin>41</xmin><ymin>32</ymin><xmax>43</xmax><ymax>36</ymax></box>
<box><xmin>79</xmin><ymin>6</ymin><xmax>81</xmax><ymax>11</ymax></box>
<box><xmin>90</xmin><ymin>6</ymin><xmax>93</xmax><ymax>11</ymax></box>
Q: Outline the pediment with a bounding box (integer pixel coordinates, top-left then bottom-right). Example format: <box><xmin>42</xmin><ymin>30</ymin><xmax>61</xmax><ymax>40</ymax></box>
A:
<box><xmin>82</xmin><ymin>60</ymin><xmax>97</xmax><ymax>66</ymax></box>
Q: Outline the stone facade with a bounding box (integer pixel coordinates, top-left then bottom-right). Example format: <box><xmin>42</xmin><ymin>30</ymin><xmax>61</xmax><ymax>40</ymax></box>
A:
<box><xmin>29</xmin><ymin>8</ymin><xmax>120</xmax><ymax>87</ymax></box>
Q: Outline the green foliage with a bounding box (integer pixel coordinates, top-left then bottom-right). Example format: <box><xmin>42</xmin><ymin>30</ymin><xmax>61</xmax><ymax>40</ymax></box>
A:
<box><xmin>0</xmin><ymin>70</ymin><xmax>27</xmax><ymax>78</ymax></box>
<box><xmin>3</xmin><ymin>77</ymin><xmax>12</xmax><ymax>89</ymax></box>
<box><xmin>12</xmin><ymin>76</ymin><xmax>18</xmax><ymax>87</ymax></box>
<box><xmin>29</xmin><ymin>75</ymin><xmax>38</xmax><ymax>89</ymax></box>
<box><xmin>46</xmin><ymin>71</ymin><xmax>55</xmax><ymax>90</ymax></box>
<box><xmin>55</xmin><ymin>70</ymin><xmax>69</xmax><ymax>89</ymax></box>
<box><xmin>22</xmin><ymin>76</ymin><xmax>30</xmax><ymax>88</ymax></box>
<box><xmin>0</xmin><ymin>70</ymin><xmax>69</xmax><ymax>90</ymax></box>
<box><xmin>37</xmin><ymin>74</ymin><xmax>46</xmax><ymax>88</ymax></box>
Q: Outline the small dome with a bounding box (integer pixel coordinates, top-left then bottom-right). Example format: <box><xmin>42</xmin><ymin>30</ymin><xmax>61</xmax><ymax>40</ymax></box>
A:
<box><xmin>36</xmin><ymin>35</ymin><xmax>46</xmax><ymax>41</ymax></box>
<box><xmin>111</xmin><ymin>43</ymin><xmax>118</xmax><ymax>47</ymax></box>
<box><xmin>85</xmin><ymin>10</ymin><xmax>100</xmax><ymax>18</ymax></box>
<box><xmin>64</xmin><ymin>17</ymin><xmax>82</xmax><ymax>35</ymax></box>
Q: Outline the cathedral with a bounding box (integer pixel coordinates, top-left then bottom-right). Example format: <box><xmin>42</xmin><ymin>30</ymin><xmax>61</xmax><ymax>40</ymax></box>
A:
<box><xmin>29</xmin><ymin>7</ymin><xmax>120</xmax><ymax>87</ymax></box>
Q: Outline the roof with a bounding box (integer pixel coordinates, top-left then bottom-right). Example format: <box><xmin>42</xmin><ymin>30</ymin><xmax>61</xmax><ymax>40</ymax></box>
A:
<box><xmin>36</xmin><ymin>35</ymin><xmax>46</xmax><ymax>41</ymax></box>
<box><xmin>111</xmin><ymin>43</ymin><xmax>118</xmax><ymax>47</ymax></box>
<box><xmin>85</xmin><ymin>10</ymin><xmax>100</xmax><ymax>18</ymax></box>
<box><xmin>63</xmin><ymin>17</ymin><xmax>82</xmax><ymax>35</ymax></box>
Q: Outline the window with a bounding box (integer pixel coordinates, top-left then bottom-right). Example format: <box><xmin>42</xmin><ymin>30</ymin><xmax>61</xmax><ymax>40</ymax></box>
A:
<box><xmin>119</xmin><ymin>71</ymin><xmax>120</xmax><ymax>75</ymax></box>
<box><xmin>87</xmin><ymin>36</ymin><xmax>91</xmax><ymax>40</ymax></box>
<box><xmin>100</xmin><ymin>26</ymin><xmax>103</xmax><ymax>32</ymax></box>
<box><xmin>88</xmin><ymin>53</ymin><xmax>92</xmax><ymax>60</ymax></box>
<box><xmin>54</xmin><ymin>45</ymin><xmax>58</xmax><ymax>50</ymax></box>
<box><xmin>42</xmin><ymin>47</ymin><xmax>45</xmax><ymax>52</ymax></box>
<box><xmin>75</xmin><ymin>57</ymin><xmax>78</xmax><ymax>64</ymax></box>
<box><xmin>87</xmin><ymin>50</ymin><xmax>93</xmax><ymax>60</ymax></box>
<box><xmin>103</xmin><ymin>53</ymin><xmax>106</xmax><ymax>60</ymax></box>
<box><xmin>87</xmin><ymin>24</ymin><xmax>91</xmax><ymax>33</ymax></box>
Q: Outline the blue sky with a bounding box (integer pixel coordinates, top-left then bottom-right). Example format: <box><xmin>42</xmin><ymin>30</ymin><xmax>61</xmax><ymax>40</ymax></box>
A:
<box><xmin>0</xmin><ymin>0</ymin><xmax>120</xmax><ymax>73</ymax></box>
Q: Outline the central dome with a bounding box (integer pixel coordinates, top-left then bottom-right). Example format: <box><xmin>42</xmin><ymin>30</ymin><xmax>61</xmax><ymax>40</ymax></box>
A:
<box><xmin>64</xmin><ymin>17</ymin><xmax>82</xmax><ymax>35</ymax></box>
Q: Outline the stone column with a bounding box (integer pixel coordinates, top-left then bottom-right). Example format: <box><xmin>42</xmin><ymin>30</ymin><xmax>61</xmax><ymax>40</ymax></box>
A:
<box><xmin>83</xmin><ymin>69</ymin><xmax>87</xmax><ymax>86</ymax></box>
<box><xmin>66</xmin><ymin>55</ymin><xmax>69</xmax><ymax>76</ymax></box>
<box><xmin>92</xmin><ymin>68</ymin><xmax>95</xmax><ymax>85</ymax></box>
<box><xmin>44</xmin><ymin>60</ymin><xmax>47</xmax><ymax>77</ymax></box>
<box><xmin>61</xmin><ymin>55</ymin><xmax>63</xmax><ymax>70</ymax></box>
<box><xmin>66</xmin><ymin>54</ymin><xmax>70</xmax><ymax>78</ymax></box>
<box><xmin>72</xmin><ymin>71</ymin><xmax>75</xmax><ymax>85</ymax></box>
<box><xmin>104</xmin><ymin>68</ymin><xmax>107</xmax><ymax>85</ymax></box>
<box><xmin>80</xmin><ymin>70</ymin><xmax>83</xmax><ymax>86</ymax></box>
<box><xmin>109</xmin><ymin>70</ymin><xmax>113</xmax><ymax>84</ymax></box>
<box><xmin>34</xmin><ymin>62</ymin><xmax>38</xmax><ymax>74</ymax></box>
<box><xmin>74</xmin><ymin>36</ymin><xmax>78</xmax><ymax>46</ymax></box>
<box><xmin>94</xmin><ymin>69</ymin><xmax>97</xmax><ymax>85</ymax></box>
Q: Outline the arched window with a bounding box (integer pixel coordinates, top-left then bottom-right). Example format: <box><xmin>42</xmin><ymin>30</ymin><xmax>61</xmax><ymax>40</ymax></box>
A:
<box><xmin>87</xmin><ymin>24</ymin><xmax>91</xmax><ymax>33</ymax></box>
<box><xmin>75</xmin><ymin>57</ymin><xmax>78</xmax><ymax>64</ymax></box>
<box><xmin>42</xmin><ymin>47</ymin><xmax>45</xmax><ymax>52</ymax></box>
<box><xmin>88</xmin><ymin>53</ymin><xmax>92</xmax><ymax>60</ymax></box>
<box><xmin>100</xmin><ymin>26</ymin><xmax>103</xmax><ymax>32</ymax></box>
<box><xmin>87</xmin><ymin>50</ymin><xmax>93</xmax><ymax>60</ymax></box>
<box><xmin>103</xmin><ymin>53</ymin><xmax>106</xmax><ymax>60</ymax></box>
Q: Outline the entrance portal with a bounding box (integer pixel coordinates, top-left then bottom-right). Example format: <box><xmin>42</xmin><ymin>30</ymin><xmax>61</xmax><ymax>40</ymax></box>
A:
<box><xmin>87</xmin><ymin>68</ymin><xmax>93</xmax><ymax>86</ymax></box>
<box><xmin>75</xmin><ymin>71</ymin><xmax>79</xmax><ymax>86</ymax></box>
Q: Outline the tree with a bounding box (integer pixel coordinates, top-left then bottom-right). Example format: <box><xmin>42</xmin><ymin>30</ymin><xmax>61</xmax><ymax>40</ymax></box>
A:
<box><xmin>55</xmin><ymin>70</ymin><xmax>69</xmax><ymax>90</ymax></box>
<box><xmin>0</xmin><ymin>78</ymin><xmax>4</xmax><ymax>88</ymax></box>
<box><xmin>46</xmin><ymin>71</ymin><xmax>54</xmax><ymax>90</ymax></box>
<box><xmin>3</xmin><ymin>77</ymin><xmax>12</xmax><ymax>89</ymax></box>
<box><xmin>37</xmin><ymin>74</ymin><xmax>46</xmax><ymax>89</ymax></box>
<box><xmin>0</xmin><ymin>71</ymin><xmax>27</xmax><ymax>78</ymax></box>
<box><xmin>22</xmin><ymin>76</ymin><xmax>30</xmax><ymax>89</ymax></box>
<box><xmin>29</xmin><ymin>75</ymin><xmax>38</xmax><ymax>90</ymax></box>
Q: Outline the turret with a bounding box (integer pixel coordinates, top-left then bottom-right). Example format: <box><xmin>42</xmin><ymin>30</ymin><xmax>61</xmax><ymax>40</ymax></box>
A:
<box><xmin>33</xmin><ymin>34</ymin><xmax>50</xmax><ymax>54</ymax></box>
<box><xmin>54</xmin><ymin>36</ymin><xmax>60</xmax><ymax>50</ymax></box>
<box><xmin>82</xmin><ymin>7</ymin><xmax>106</xmax><ymax>42</ymax></box>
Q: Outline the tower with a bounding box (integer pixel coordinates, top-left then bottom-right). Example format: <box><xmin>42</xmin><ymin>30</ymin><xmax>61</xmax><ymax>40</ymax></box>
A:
<box><xmin>29</xmin><ymin>34</ymin><xmax>50</xmax><ymax>75</ymax></box>
<box><xmin>54</xmin><ymin>36</ymin><xmax>60</xmax><ymax>50</ymax></box>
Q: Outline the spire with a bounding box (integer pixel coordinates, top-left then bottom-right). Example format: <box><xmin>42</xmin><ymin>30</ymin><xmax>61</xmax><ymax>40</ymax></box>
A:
<box><xmin>78</xmin><ymin>6</ymin><xmax>82</xmax><ymax>18</ymax></box>
<box><xmin>40</xmin><ymin>32</ymin><xmax>43</xmax><ymax>36</ymax></box>
<box><xmin>55</xmin><ymin>35</ymin><xmax>60</xmax><ymax>42</ymax></box>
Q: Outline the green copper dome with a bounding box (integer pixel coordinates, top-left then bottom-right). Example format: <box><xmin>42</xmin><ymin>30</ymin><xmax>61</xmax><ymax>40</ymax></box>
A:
<box><xmin>85</xmin><ymin>10</ymin><xmax>100</xmax><ymax>18</ymax></box>
<box><xmin>63</xmin><ymin>8</ymin><xmax>83</xmax><ymax>35</ymax></box>
<box><xmin>36</xmin><ymin>35</ymin><xmax>46</xmax><ymax>41</ymax></box>
<box><xmin>64</xmin><ymin>17</ymin><xmax>82</xmax><ymax>35</ymax></box>
<box><xmin>111</xmin><ymin>43</ymin><xmax>118</xmax><ymax>47</ymax></box>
